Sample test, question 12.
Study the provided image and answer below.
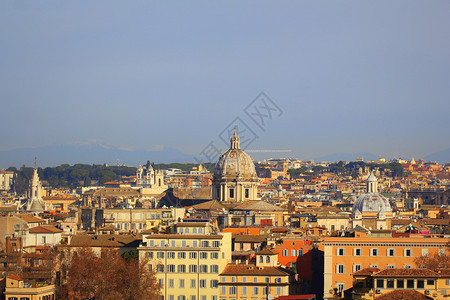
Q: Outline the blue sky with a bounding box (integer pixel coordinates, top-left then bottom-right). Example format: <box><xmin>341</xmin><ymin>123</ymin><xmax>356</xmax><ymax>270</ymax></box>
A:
<box><xmin>1</xmin><ymin>1</ymin><xmax>449</xmax><ymax>162</ymax></box>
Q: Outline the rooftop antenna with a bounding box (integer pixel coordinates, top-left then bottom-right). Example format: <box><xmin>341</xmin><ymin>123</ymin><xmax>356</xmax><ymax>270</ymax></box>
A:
<box><xmin>34</xmin><ymin>157</ymin><xmax>37</xmax><ymax>169</ymax></box>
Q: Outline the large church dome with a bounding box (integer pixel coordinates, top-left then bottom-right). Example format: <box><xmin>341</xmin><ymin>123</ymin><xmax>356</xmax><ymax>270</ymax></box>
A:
<box><xmin>213</xmin><ymin>131</ymin><xmax>257</xmax><ymax>179</ymax></box>
<box><xmin>353</xmin><ymin>172</ymin><xmax>392</xmax><ymax>214</ymax></box>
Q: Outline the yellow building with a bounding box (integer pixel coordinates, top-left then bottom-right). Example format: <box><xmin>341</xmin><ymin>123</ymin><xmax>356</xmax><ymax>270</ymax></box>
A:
<box><xmin>322</xmin><ymin>237</ymin><xmax>449</xmax><ymax>298</ymax></box>
<box><xmin>2</xmin><ymin>275</ymin><xmax>55</xmax><ymax>300</ymax></box>
<box><xmin>139</xmin><ymin>232</ymin><xmax>232</xmax><ymax>300</ymax></box>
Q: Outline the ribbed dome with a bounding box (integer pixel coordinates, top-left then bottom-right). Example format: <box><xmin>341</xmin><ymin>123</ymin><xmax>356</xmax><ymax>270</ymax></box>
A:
<box><xmin>213</xmin><ymin>130</ymin><xmax>257</xmax><ymax>179</ymax></box>
<box><xmin>353</xmin><ymin>193</ymin><xmax>392</xmax><ymax>214</ymax></box>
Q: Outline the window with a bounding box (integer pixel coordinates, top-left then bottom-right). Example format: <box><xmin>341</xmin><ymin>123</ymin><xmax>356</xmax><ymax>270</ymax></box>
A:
<box><xmin>337</xmin><ymin>248</ymin><xmax>345</xmax><ymax>256</ymax></box>
<box><xmin>276</xmin><ymin>287</ymin><xmax>281</xmax><ymax>295</ymax></box>
<box><xmin>439</xmin><ymin>248</ymin><xmax>445</xmax><ymax>256</ymax></box>
<box><xmin>263</xmin><ymin>286</ymin><xmax>268</xmax><ymax>295</ymax></box>
<box><xmin>167</xmin><ymin>265</ymin><xmax>175</xmax><ymax>272</ymax></box>
<box><xmin>179</xmin><ymin>279</ymin><xmax>185</xmax><ymax>288</ymax></box>
<box><xmin>275</xmin><ymin>277</ymin><xmax>281</xmax><ymax>283</ymax></box>
<box><xmin>337</xmin><ymin>283</ymin><xmax>345</xmax><ymax>293</ymax></box>
<box><xmin>265</xmin><ymin>277</ymin><xmax>270</xmax><ymax>283</ymax></box>
<box><xmin>370</xmin><ymin>264</ymin><xmax>379</xmax><ymax>268</ymax></box>
<box><xmin>253</xmin><ymin>287</ymin><xmax>259</xmax><ymax>295</ymax></box>
<box><xmin>336</xmin><ymin>264</ymin><xmax>345</xmax><ymax>274</ymax></box>
<box><xmin>189</xmin><ymin>265</ymin><xmax>197</xmax><ymax>273</ymax></box>
<box><xmin>354</xmin><ymin>248</ymin><xmax>362</xmax><ymax>256</ymax></box>
<box><xmin>422</xmin><ymin>249</ymin><xmax>429</xmax><ymax>256</ymax></box>
<box><xmin>200</xmin><ymin>265</ymin><xmax>208</xmax><ymax>273</ymax></box>
<box><xmin>200</xmin><ymin>252</ymin><xmax>208</xmax><ymax>259</ymax></box>
<box><xmin>229</xmin><ymin>188</ymin><xmax>234</xmax><ymax>198</ymax></box>
<box><xmin>376</xmin><ymin>279</ymin><xmax>384</xmax><ymax>288</ymax></box>
<box><xmin>190</xmin><ymin>297</ymin><xmax>196</xmax><ymax>300</ymax></box>
<box><xmin>178</xmin><ymin>264</ymin><xmax>186</xmax><ymax>273</ymax></box>
<box><xmin>387</xmin><ymin>279</ymin><xmax>394</xmax><ymax>288</ymax></box>
<box><xmin>193</xmin><ymin>240</ymin><xmax>198</xmax><ymax>247</ymax></box>
<box><xmin>210</xmin><ymin>280</ymin><xmax>218</xmax><ymax>288</ymax></box>
<box><xmin>292</xmin><ymin>249</ymin><xmax>296</xmax><ymax>256</ymax></box>
<box><xmin>211</xmin><ymin>252</ymin><xmax>219</xmax><ymax>259</ymax></box>
<box><xmin>178</xmin><ymin>296</ymin><xmax>185</xmax><ymax>300</ymax></box>
<box><xmin>230</xmin><ymin>287</ymin><xmax>237</xmax><ymax>295</ymax></box>
<box><xmin>157</xmin><ymin>252</ymin><xmax>165</xmax><ymax>258</ymax></box>
<box><xmin>199</xmin><ymin>280</ymin><xmax>206</xmax><ymax>288</ymax></box>
<box><xmin>266</xmin><ymin>256</ymin><xmax>270</xmax><ymax>263</ymax></box>
<box><xmin>168</xmin><ymin>252</ymin><xmax>175</xmax><ymax>259</ymax></box>
<box><xmin>231</xmin><ymin>276</ymin><xmax>236</xmax><ymax>283</ymax></box>
<box><xmin>146</xmin><ymin>252</ymin><xmax>153</xmax><ymax>258</ymax></box>
<box><xmin>189</xmin><ymin>252</ymin><xmax>197</xmax><ymax>259</ymax></box>
<box><xmin>259</xmin><ymin>256</ymin><xmax>263</xmax><ymax>263</ymax></box>
<box><xmin>221</xmin><ymin>287</ymin><xmax>226</xmax><ymax>294</ymax></box>
<box><xmin>397</xmin><ymin>279</ymin><xmax>404</xmax><ymax>288</ymax></box>
<box><xmin>297</xmin><ymin>249</ymin><xmax>303</xmax><ymax>256</ymax></box>
<box><xmin>178</xmin><ymin>252</ymin><xmax>186</xmax><ymax>259</ymax></box>
<box><xmin>282</xmin><ymin>250</ymin><xmax>288</xmax><ymax>256</ymax></box>
<box><xmin>353</xmin><ymin>264</ymin><xmax>362</xmax><ymax>272</ymax></box>
<box><xmin>253</xmin><ymin>277</ymin><xmax>258</xmax><ymax>283</ymax></box>
<box><xmin>404</xmin><ymin>265</ymin><xmax>412</xmax><ymax>269</ymax></box>
<box><xmin>158</xmin><ymin>279</ymin><xmax>164</xmax><ymax>287</ymax></box>
<box><xmin>149</xmin><ymin>240</ymin><xmax>155</xmax><ymax>246</ymax></box>
<box><xmin>387</xmin><ymin>248</ymin><xmax>395</xmax><ymax>256</ymax></box>
<box><xmin>242</xmin><ymin>286</ymin><xmax>247</xmax><ymax>295</ymax></box>
<box><xmin>210</xmin><ymin>265</ymin><xmax>219</xmax><ymax>273</ymax></box>
<box><xmin>201</xmin><ymin>241</ymin><xmax>209</xmax><ymax>247</ymax></box>
<box><xmin>370</xmin><ymin>248</ymin><xmax>378</xmax><ymax>256</ymax></box>
<box><xmin>160</xmin><ymin>240</ymin><xmax>165</xmax><ymax>247</ymax></box>
<box><xmin>181</xmin><ymin>240</ymin><xmax>187</xmax><ymax>247</ymax></box>
<box><xmin>387</xmin><ymin>264</ymin><xmax>395</xmax><ymax>269</ymax></box>
<box><xmin>404</xmin><ymin>249</ymin><xmax>412</xmax><ymax>257</ymax></box>
<box><xmin>212</xmin><ymin>241</ymin><xmax>220</xmax><ymax>247</ymax></box>
<box><xmin>417</xmin><ymin>280</ymin><xmax>424</xmax><ymax>289</ymax></box>
<box><xmin>42</xmin><ymin>236</ymin><xmax>46</xmax><ymax>244</ymax></box>
<box><xmin>169</xmin><ymin>279</ymin><xmax>174</xmax><ymax>288</ymax></box>
<box><xmin>427</xmin><ymin>279</ymin><xmax>434</xmax><ymax>285</ymax></box>
<box><xmin>171</xmin><ymin>240</ymin><xmax>176</xmax><ymax>247</ymax></box>
<box><xmin>407</xmin><ymin>279</ymin><xmax>414</xmax><ymax>288</ymax></box>
<box><xmin>192</xmin><ymin>228</ymin><xmax>197</xmax><ymax>233</ymax></box>
<box><xmin>185</xmin><ymin>228</ymin><xmax>190</xmax><ymax>234</ymax></box>
<box><xmin>157</xmin><ymin>264</ymin><xmax>164</xmax><ymax>272</ymax></box>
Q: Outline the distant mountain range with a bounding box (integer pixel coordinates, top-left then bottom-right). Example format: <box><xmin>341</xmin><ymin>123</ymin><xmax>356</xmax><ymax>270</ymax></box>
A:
<box><xmin>314</xmin><ymin>148</ymin><xmax>450</xmax><ymax>164</ymax></box>
<box><xmin>1</xmin><ymin>144</ymin><xmax>448</xmax><ymax>169</ymax></box>
<box><xmin>313</xmin><ymin>152</ymin><xmax>381</xmax><ymax>163</ymax></box>
<box><xmin>423</xmin><ymin>148</ymin><xmax>450</xmax><ymax>164</ymax></box>
<box><xmin>0</xmin><ymin>143</ymin><xmax>194</xmax><ymax>168</ymax></box>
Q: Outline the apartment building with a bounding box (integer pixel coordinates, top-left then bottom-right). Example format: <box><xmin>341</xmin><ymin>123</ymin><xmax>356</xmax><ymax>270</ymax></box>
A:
<box><xmin>322</xmin><ymin>237</ymin><xmax>449</xmax><ymax>298</ymax></box>
<box><xmin>138</xmin><ymin>231</ymin><xmax>232</xmax><ymax>300</ymax></box>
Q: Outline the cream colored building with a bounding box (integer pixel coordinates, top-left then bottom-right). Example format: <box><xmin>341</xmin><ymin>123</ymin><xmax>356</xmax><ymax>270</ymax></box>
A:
<box><xmin>212</xmin><ymin>130</ymin><xmax>258</xmax><ymax>202</ymax></box>
<box><xmin>139</xmin><ymin>232</ymin><xmax>232</xmax><ymax>300</ymax></box>
<box><xmin>0</xmin><ymin>170</ymin><xmax>14</xmax><ymax>191</ymax></box>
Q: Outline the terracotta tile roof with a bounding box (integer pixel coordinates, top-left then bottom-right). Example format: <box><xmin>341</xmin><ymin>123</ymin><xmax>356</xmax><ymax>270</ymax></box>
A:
<box><xmin>373</xmin><ymin>268</ymin><xmax>438</xmax><ymax>277</ymax></box>
<box><xmin>144</xmin><ymin>234</ymin><xmax>223</xmax><ymax>240</ymax></box>
<box><xmin>423</xmin><ymin>219</ymin><xmax>450</xmax><ymax>225</ymax></box>
<box><xmin>233</xmin><ymin>234</ymin><xmax>268</xmax><ymax>243</ymax></box>
<box><xmin>16</xmin><ymin>214</ymin><xmax>45</xmax><ymax>223</ymax></box>
<box><xmin>220</xmin><ymin>264</ymin><xmax>290</xmax><ymax>276</ymax></box>
<box><xmin>255</xmin><ymin>248</ymin><xmax>278</xmax><ymax>255</ymax></box>
<box><xmin>29</xmin><ymin>225</ymin><xmax>63</xmax><ymax>233</ymax></box>
<box><xmin>375</xmin><ymin>289</ymin><xmax>432</xmax><ymax>300</ymax></box>
<box><xmin>352</xmin><ymin>267</ymin><xmax>380</xmax><ymax>276</ymax></box>
<box><xmin>232</xmin><ymin>200</ymin><xmax>285</xmax><ymax>211</ymax></box>
<box><xmin>7</xmin><ymin>274</ymin><xmax>23</xmax><ymax>281</ymax></box>
<box><xmin>70</xmin><ymin>234</ymin><xmax>141</xmax><ymax>248</ymax></box>
<box><xmin>438</xmin><ymin>268</ymin><xmax>450</xmax><ymax>276</ymax></box>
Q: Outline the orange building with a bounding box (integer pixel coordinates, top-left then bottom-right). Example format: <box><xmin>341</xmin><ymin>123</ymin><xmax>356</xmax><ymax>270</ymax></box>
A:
<box><xmin>272</xmin><ymin>237</ymin><xmax>314</xmax><ymax>277</ymax></box>
<box><xmin>322</xmin><ymin>237</ymin><xmax>449</xmax><ymax>298</ymax></box>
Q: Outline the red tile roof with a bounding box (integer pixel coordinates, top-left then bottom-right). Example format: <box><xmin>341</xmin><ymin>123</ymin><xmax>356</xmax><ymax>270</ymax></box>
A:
<box><xmin>375</xmin><ymin>289</ymin><xmax>432</xmax><ymax>300</ymax></box>
<box><xmin>7</xmin><ymin>274</ymin><xmax>23</xmax><ymax>281</ymax></box>
<box><xmin>220</xmin><ymin>264</ymin><xmax>290</xmax><ymax>276</ymax></box>
<box><xmin>29</xmin><ymin>225</ymin><xmax>63</xmax><ymax>233</ymax></box>
<box><xmin>352</xmin><ymin>267</ymin><xmax>380</xmax><ymax>276</ymax></box>
<box><xmin>373</xmin><ymin>268</ymin><xmax>438</xmax><ymax>277</ymax></box>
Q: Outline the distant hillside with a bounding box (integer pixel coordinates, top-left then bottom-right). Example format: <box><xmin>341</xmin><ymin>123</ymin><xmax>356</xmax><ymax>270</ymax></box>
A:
<box><xmin>0</xmin><ymin>143</ymin><xmax>194</xmax><ymax>168</ymax></box>
<box><xmin>314</xmin><ymin>152</ymin><xmax>381</xmax><ymax>163</ymax></box>
<box><xmin>424</xmin><ymin>148</ymin><xmax>450</xmax><ymax>164</ymax></box>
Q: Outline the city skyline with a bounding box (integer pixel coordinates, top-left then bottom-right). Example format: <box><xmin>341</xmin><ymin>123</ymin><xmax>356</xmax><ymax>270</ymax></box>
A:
<box><xmin>1</xmin><ymin>1</ymin><xmax>449</xmax><ymax>166</ymax></box>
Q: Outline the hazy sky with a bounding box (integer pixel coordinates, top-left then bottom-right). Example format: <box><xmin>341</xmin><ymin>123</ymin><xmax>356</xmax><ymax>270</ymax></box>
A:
<box><xmin>1</xmin><ymin>1</ymin><xmax>449</xmax><ymax>161</ymax></box>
